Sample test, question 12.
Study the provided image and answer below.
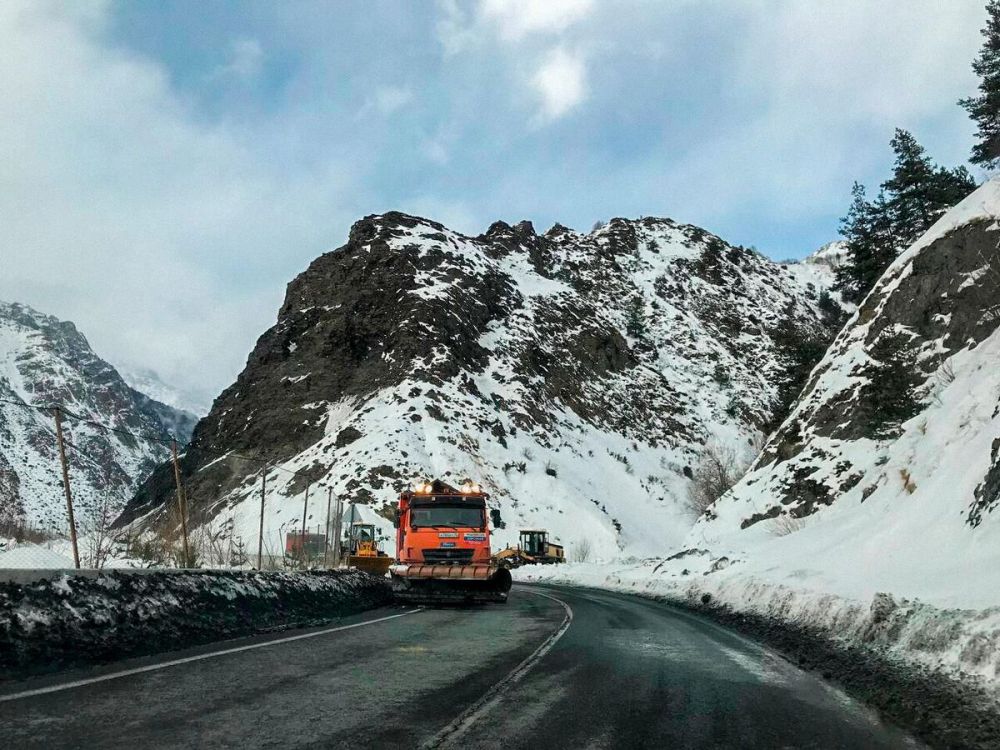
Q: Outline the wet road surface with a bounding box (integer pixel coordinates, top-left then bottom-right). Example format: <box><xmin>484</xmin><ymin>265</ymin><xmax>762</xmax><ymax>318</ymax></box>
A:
<box><xmin>0</xmin><ymin>584</ymin><xmax>921</xmax><ymax>749</ymax></box>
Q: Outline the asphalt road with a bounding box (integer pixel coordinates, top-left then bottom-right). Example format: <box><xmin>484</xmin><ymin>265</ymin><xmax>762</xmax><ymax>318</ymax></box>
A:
<box><xmin>0</xmin><ymin>584</ymin><xmax>921</xmax><ymax>749</ymax></box>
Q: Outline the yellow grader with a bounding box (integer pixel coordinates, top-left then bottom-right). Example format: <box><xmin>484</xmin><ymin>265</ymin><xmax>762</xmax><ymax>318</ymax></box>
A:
<box><xmin>495</xmin><ymin>529</ymin><xmax>565</xmax><ymax>569</ymax></box>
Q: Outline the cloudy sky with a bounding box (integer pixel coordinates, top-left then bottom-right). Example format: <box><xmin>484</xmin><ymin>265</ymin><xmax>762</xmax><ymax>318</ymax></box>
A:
<box><xmin>0</xmin><ymin>0</ymin><xmax>988</xmax><ymax>410</ymax></box>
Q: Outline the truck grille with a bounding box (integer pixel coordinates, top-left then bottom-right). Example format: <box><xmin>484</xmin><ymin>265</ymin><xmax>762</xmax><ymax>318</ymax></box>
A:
<box><xmin>422</xmin><ymin>548</ymin><xmax>474</xmax><ymax>564</ymax></box>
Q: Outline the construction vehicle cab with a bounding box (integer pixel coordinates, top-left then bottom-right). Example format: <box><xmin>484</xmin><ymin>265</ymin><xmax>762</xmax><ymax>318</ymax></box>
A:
<box><xmin>347</xmin><ymin>522</ymin><xmax>378</xmax><ymax>556</ymax></box>
<box><xmin>520</xmin><ymin>529</ymin><xmax>548</xmax><ymax>557</ymax></box>
<box><xmin>390</xmin><ymin>479</ymin><xmax>511</xmax><ymax>604</ymax></box>
<box><xmin>520</xmin><ymin>529</ymin><xmax>565</xmax><ymax>563</ymax></box>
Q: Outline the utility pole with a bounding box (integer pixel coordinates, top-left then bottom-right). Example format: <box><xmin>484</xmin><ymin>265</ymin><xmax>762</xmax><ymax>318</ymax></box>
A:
<box><xmin>170</xmin><ymin>440</ymin><xmax>191</xmax><ymax>568</ymax></box>
<box><xmin>300</xmin><ymin>481</ymin><xmax>310</xmax><ymax>567</ymax></box>
<box><xmin>324</xmin><ymin>487</ymin><xmax>333</xmax><ymax>568</ymax></box>
<box><xmin>257</xmin><ymin>463</ymin><xmax>267</xmax><ymax>570</ymax></box>
<box><xmin>332</xmin><ymin>494</ymin><xmax>344</xmax><ymax>568</ymax></box>
<box><xmin>53</xmin><ymin>407</ymin><xmax>80</xmax><ymax>569</ymax></box>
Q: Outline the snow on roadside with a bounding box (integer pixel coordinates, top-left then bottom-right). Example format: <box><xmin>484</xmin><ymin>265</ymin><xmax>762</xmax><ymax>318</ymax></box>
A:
<box><xmin>0</xmin><ymin>545</ymin><xmax>75</xmax><ymax>569</ymax></box>
<box><xmin>0</xmin><ymin>569</ymin><xmax>392</xmax><ymax>677</ymax></box>
<box><xmin>514</xmin><ymin>561</ymin><xmax>1000</xmax><ymax>695</ymax></box>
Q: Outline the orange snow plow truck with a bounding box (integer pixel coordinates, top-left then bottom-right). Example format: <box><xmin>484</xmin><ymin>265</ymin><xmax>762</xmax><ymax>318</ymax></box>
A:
<box><xmin>390</xmin><ymin>479</ymin><xmax>512</xmax><ymax>604</ymax></box>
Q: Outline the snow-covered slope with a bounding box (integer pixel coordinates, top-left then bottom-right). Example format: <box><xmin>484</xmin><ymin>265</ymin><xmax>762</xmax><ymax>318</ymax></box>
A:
<box><xmin>688</xmin><ymin>178</ymin><xmax>1000</xmax><ymax>609</ymax></box>
<box><xmin>118</xmin><ymin>366</ymin><xmax>212</xmax><ymax>418</ymax></box>
<box><xmin>804</xmin><ymin>240</ymin><xmax>850</xmax><ymax>270</ymax></box>
<box><xmin>0</xmin><ymin>302</ymin><xmax>195</xmax><ymax>530</ymax></box>
<box><xmin>122</xmin><ymin>212</ymin><xmax>840</xmax><ymax>557</ymax></box>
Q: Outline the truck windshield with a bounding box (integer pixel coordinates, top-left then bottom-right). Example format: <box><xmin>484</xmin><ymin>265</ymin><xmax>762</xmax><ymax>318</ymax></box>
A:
<box><xmin>411</xmin><ymin>505</ymin><xmax>484</xmax><ymax>529</ymax></box>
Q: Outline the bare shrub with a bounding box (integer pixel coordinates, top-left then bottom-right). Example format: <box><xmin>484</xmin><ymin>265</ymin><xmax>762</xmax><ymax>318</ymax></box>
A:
<box><xmin>128</xmin><ymin>534</ymin><xmax>173</xmax><ymax>567</ymax></box>
<box><xmin>190</xmin><ymin>520</ymin><xmax>231</xmax><ymax>568</ymax></box>
<box><xmin>80</xmin><ymin>494</ymin><xmax>118</xmax><ymax>569</ymax></box>
<box><xmin>769</xmin><ymin>514</ymin><xmax>807</xmax><ymax>537</ymax></box>
<box><xmin>937</xmin><ymin>358</ymin><xmax>956</xmax><ymax>386</ymax></box>
<box><xmin>685</xmin><ymin>441</ymin><xmax>749</xmax><ymax>518</ymax></box>
<box><xmin>899</xmin><ymin>468</ymin><xmax>917</xmax><ymax>494</ymax></box>
<box><xmin>572</xmin><ymin>537</ymin><xmax>592</xmax><ymax>563</ymax></box>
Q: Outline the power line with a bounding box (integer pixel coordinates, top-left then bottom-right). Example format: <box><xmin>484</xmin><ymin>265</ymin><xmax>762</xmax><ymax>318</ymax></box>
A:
<box><xmin>0</xmin><ymin>396</ymin><xmax>311</xmax><ymax>479</ymax></box>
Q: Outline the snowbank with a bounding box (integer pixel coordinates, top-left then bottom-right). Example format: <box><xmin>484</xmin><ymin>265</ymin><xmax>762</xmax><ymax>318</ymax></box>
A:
<box><xmin>0</xmin><ymin>569</ymin><xmax>392</xmax><ymax>678</ymax></box>
<box><xmin>515</xmin><ymin>561</ymin><xmax>1000</xmax><ymax>747</ymax></box>
<box><xmin>515</xmin><ymin>561</ymin><xmax>1000</xmax><ymax>692</ymax></box>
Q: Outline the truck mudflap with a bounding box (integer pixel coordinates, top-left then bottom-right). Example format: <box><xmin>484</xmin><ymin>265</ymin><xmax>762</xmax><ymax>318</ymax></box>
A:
<box><xmin>389</xmin><ymin>564</ymin><xmax>512</xmax><ymax>604</ymax></box>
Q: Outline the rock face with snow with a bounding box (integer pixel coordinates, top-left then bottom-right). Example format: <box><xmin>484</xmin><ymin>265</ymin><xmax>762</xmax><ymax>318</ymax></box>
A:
<box><xmin>0</xmin><ymin>302</ymin><xmax>197</xmax><ymax>530</ymax></box>
<box><xmin>122</xmin><ymin>212</ymin><xmax>839</xmax><ymax>557</ymax></box>
<box><xmin>694</xmin><ymin>179</ymin><xmax>1000</xmax><ymax>605</ymax></box>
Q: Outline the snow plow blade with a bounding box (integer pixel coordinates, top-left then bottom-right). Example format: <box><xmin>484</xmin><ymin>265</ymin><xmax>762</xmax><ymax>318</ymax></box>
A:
<box><xmin>347</xmin><ymin>556</ymin><xmax>393</xmax><ymax>576</ymax></box>
<box><xmin>390</xmin><ymin>564</ymin><xmax>512</xmax><ymax>604</ymax></box>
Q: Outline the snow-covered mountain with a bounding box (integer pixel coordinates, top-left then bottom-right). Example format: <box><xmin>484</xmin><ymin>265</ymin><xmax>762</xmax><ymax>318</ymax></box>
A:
<box><xmin>118</xmin><ymin>366</ymin><xmax>213</xmax><ymax>418</ymax></box>
<box><xmin>0</xmin><ymin>302</ymin><xmax>197</xmax><ymax>530</ymax></box>
<box><xmin>121</xmin><ymin>212</ymin><xmax>841</xmax><ymax>557</ymax></box>
<box><xmin>803</xmin><ymin>240</ymin><xmax>850</xmax><ymax>270</ymax></box>
<box><xmin>689</xmin><ymin>178</ymin><xmax>1000</xmax><ymax>608</ymax></box>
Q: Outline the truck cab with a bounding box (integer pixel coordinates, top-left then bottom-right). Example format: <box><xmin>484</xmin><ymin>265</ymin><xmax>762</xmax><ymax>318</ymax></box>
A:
<box><xmin>391</xmin><ymin>479</ymin><xmax>511</xmax><ymax>604</ymax></box>
<box><xmin>396</xmin><ymin>485</ymin><xmax>492</xmax><ymax>565</ymax></box>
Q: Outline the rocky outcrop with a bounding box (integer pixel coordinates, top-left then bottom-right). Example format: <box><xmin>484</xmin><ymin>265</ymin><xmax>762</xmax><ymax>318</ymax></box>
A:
<box><xmin>699</xmin><ymin>178</ymin><xmax>1000</xmax><ymax>541</ymax></box>
<box><xmin>122</xmin><ymin>212</ymin><xmax>840</xmax><ymax>557</ymax></box>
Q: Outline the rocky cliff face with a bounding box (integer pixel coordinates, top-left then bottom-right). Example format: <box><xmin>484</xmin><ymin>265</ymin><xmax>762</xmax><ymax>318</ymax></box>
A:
<box><xmin>0</xmin><ymin>302</ymin><xmax>197</xmax><ymax>530</ymax></box>
<box><xmin>690</xmin><ymin>179</ymin><xmax>1000</xmax><ymax>603</ymax></box>
<box><xmin>122</xmin><ymin>213</ymin><xmax>839</xmax><ymax>557</ymax></box>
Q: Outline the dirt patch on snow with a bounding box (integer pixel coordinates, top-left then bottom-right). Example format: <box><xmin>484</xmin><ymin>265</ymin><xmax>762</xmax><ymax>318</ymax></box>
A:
<box><xmin>0</xmin><ymin>569</ymin><xmax>392</xmax><ymax>680</ymax></box>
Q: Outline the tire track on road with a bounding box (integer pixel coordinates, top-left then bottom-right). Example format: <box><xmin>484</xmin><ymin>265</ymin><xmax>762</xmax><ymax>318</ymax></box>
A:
<box><xmin>423</xmin><ymin>588</ymin><xmax>573</xmax><ymax>749</ymax></box>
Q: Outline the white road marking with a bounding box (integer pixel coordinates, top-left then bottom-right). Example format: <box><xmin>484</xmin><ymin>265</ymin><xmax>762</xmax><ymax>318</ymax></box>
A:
<box><xmin>423</xmin><ymin>587</ymin><xmax>574</xmax><ymax>749</ymax></box>
<box><xmin>0</xmin><ymin>608</ymin><xmax>422</xmax><ymax>703</ymax></box>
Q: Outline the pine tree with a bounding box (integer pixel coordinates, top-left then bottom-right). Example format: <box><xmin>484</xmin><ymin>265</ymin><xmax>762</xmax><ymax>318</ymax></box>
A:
<box><xmin>625</xmin><ymin>297</ymin><xmax>646</xmax><ymax>338</ymax></box>
<box><xmin>765</xmin><ymin>303</ymin><xmax>834</xmax><ymax>432</ymax></box>
<box><xmin>932</xmin><ymin>165</ymin><xmax>977</xmax><ymax>211</ymax></box>
<box><xmin>883</xmin><ymin>129</ymin><xmax>940</xmax><ymax>241</ymax></box>
<box><xmin>960</xmin><ymin>1</ymin><xmax>1000</xmax><ymax>169</ymax></box>
<box><xmin>862</xmin><ymin>331</ymin><xmax>923</xmax><ymax>439</ymax></box>
<box><xmin>835</xmin><ymin>183</ymin><xmax>895</xmax><ymax>303</ymax></box>
<box><xmin>835</xmin><ymin>132</ymin><xmax>976</xmax><ymax>302</ymax></box>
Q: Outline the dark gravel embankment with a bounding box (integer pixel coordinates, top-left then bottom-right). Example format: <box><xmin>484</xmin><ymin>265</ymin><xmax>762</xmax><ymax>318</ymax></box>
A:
<box><xmin>0</xmin><ymin>569</ymin><xmax>392</xmax><ymax>680</ymax></box>
<box><xmin>680</xmin><ymin>595</ymin><xmax>1000</xmax><ymax>750</ymax></box>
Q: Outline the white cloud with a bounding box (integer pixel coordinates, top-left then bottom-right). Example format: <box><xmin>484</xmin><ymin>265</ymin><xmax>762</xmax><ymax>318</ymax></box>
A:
<box><xmin>421</xmin><ymin>138</ymin><xmax>450</xmax><ymax>165</ymax></box>
<box><xmin>436</xmin><ymin>0</ymin><xmax>476</xmax><ymax>56</ymax></box>
<box><xmin>211</xmin><ymin>37</ymin><xmax>264</xmax><ymax>82</ymax></box>
<box><xmin>358</xmin><ymin>85</ymin><xmax>413</xmax><ymax>118</ymax></box>
<box><xmin>0</xmin><ymin>2</ymin><xmax>359</xmax><ymax>402</ymax></box>
<box><xmin>0</xmin><ymin>0</ymin><xmax>987</xmax><ymax>415</ymax></box>
<box><xmin>479</xmin><ymin>0</ymin><xmax>594</xmax><ymax>41</ymax></box>
<box><xmin>436</xmin><ymin>0</ymin><xmax>594</xmax><ymax>124</ymax></box>
<box><xmin>532</xmin><ymin>47</ymin><xmax>587</xmax><ymax>122</ymax></box>
<box><xmin>669</xmin><ymin>0</ymin><xmax>985</xmax><ymax>217</ymax></box>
